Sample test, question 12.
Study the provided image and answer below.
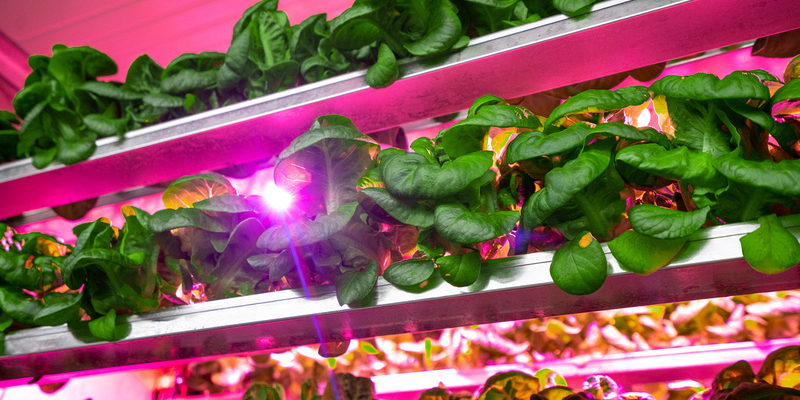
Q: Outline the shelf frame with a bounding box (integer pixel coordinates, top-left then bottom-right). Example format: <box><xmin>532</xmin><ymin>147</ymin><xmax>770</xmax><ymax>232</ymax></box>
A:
<box><xmin>2</xmin><ymin>0</ymin><xmax>799</xmax><ymax>219</ymax></box>
<box><xmin>2</xmin><ymin>215</ymin><xmax>800</xmax><ymax>386</ymax></box>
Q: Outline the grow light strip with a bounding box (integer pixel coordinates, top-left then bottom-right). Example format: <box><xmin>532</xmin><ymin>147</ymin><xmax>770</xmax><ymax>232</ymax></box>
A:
<box><xmin>2</xmin><ymin>0</ymin><xmax>799</xmax><ymax>219</ymax></box>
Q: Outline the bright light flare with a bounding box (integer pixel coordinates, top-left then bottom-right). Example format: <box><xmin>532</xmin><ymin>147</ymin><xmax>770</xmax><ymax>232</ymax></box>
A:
<box><xmin>263</xmin><ymin>183</ymin><xmax>294</xmax><ymax>212</ymax></box>
<box><xmin>637</xmin><ymin>108</ymin><xmax>652</xmax><ymax>128</ymax></box>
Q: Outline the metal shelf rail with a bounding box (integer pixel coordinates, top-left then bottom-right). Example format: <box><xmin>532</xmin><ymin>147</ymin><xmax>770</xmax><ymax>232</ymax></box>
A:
<box><xmin>2</xmin><ymin>215</ymin><xmax>799</xmax><ymax>386</ymax></box>
<box><xmin>1</xmin><ymin>0</ymin><xmax>799</xmax><ymax>219</ymax></box>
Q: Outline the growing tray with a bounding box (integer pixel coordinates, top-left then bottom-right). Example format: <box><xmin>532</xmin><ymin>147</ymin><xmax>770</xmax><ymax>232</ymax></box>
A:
<box><xmin>2</xmin><ymin>214</ymin><xmax>799</xmax><ymax>387</ymax></box>
<box><xmin>1</xmin><ymin>0</ymin><xmax>799</xmax><ymax>219</ymax></box>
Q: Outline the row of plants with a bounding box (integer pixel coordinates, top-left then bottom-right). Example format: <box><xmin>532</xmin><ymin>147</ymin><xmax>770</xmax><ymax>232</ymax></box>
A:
<box><xmin>2</xmin><ymin>56</ymin><xmax>800</xmax><ymax>348</ymax></box>
<box><xmin>237</xmin><ymin>346</ymin><xmax>800</xmax><ymax>399</ymax></box>
<box><xmin>154</xmin><ymin>291</ymin><xmax>800</xmax><ymax>398</ymax></box>
<box><xmin>0</xmin><ymin>0</ymin><xmax>605</xmax><ymax>169</ymax></box>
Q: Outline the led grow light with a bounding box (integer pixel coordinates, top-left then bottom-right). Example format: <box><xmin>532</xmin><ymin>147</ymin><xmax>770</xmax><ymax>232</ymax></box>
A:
<box><xmin>263</xmin><ymin>183</ymin><xmax>293</xmax><ymax>212</ymax></box>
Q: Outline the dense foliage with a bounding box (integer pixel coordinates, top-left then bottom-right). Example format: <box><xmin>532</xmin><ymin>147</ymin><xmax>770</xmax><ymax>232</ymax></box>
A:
<box><xmin>0</xmin><ymin>0</ymin><xmax>603</xmax><ymax>168</ymax></box>
<box><xmin>2</xmin><ymin>53</ymin><xmax>800</xmax><ymax>347</ymax></box>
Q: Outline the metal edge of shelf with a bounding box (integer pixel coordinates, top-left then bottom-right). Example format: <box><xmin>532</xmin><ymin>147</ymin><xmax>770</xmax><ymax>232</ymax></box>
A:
<box><xmin>2</xmin><ymin>215</ymin><xmax>800</xmax><ymax>386</ymax></box>
<box><xmin>2</xmin><ymin>0</ymin><xmax>799</xmax><ymax>219</ymax></box>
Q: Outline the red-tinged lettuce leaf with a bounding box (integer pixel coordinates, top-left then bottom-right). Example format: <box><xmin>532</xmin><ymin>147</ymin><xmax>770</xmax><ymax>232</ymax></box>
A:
<box><xmin>380</xmin><ymin>151</ymin><xmax>494</xmax><ymax>201</ymax></box>
<box><xmin>162</xmin><ymin>173</ymin><xmax>236</xmax><ymax>210</ymax></box>
<box><xmin>608</xmin><ymin>230</ymin><xmax>687</xmax><ymax>275</ymax></box>
<box><xmin>478</xmin><ymin>371</ymin><xmax>540</xmax><ymax>400</ymax></box>
<box><xmin>434</xmin><ymin>202</ymin><xmax>518</xmax><ymax>245</ymax></box>
<box><xmin>740</xmin><ymin>214</ymin><xmax>800</xmax><ymax>274</ymax></box>
<box><xmin>550</xmin><ymin>232</ymin><xmax>607</xmax><ymax>295</ymax></box>
<box><xmin>257</xmin><ymin>201</ymin><xmax>358</xmax><ymax>252</ymax></box>
<box><xmin>714</xmin><ymin>153</ymin><xmax>800</xmax><ymax>197</ymax></box>
<box><xmin>757</xmin><ymin>345</ymin><xmax>800</xmax><ymax>386</ymax></box>
<box><xmin>0</xmin><ymin>286</ymin><xmax>43</xmax><ymax>326</ymax></box>
<box><xmin>192</xmin><ymin>193</ymin><xmax>257</xmax><ymax>213</ymax></box>
<box><xmin>628</xmin><ymin>205</ymin><xmax>710</xmax><ymax>239</ymax></box>
<box><xmin>148</xmin><ymin>207</ymin><xmax>233</xmax><ymax>233</ymax></box>
<box><xmin>713</xmin><ymin>360</ymin><xmax>756</xmax><ymax>391</ymax></box>
<box><xmin>366</xmin><ymin>43</ymin><xmax>398</xmax><ymax>88</ymax></box>
<box><xmin>334</xmin><ymin>259</ymin><xmax>378</xmax><ymax>306</ymax></box>
<box><xmin>247</xmin><ymin>250</ymin><xmax>296</xmax><ymax>282</ymax></box>
<box><xmin>32</xmin><ymin>292</ymin><xmax>83</xmax><ymax>326</ymax></box>
<box><xmin>436</xmin><ymin>252</ymin><xmax>481</xmax><ymax>287</ymax></box>
<box><xmin>403</xmin><ymin>0</ymin><xmax>461</xmax><ymax>56</ymax></box>
<box><xmin>650</xmin><ymin>71</ymin><xmax>770</xmax><ymax>101</ymax></box>
<box><xmin>544</xmin><ymin>86</ymin><xmax>650</xmax><ymax>130</ymax></box>
<box><xmin>383</xmin><ymin>259</ymin><xmax>436</xmax><ymax>286</ymax></box>
<box><xmin>208</xmin><ymin>218</ymin><xmax>265</xmax><ymax>297</ymax></box>
<box><xmin>360</xmin><ymin>187</ymin><xmax>434</xmax><ymax>228</ymax></box>
<box><xmin>274</xmin><ymin>115</ymin><xmax>378</xmax><ymax>215</ymax></box>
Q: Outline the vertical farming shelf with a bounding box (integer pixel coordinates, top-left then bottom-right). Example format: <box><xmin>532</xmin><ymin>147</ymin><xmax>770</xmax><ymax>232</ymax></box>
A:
<box><xmin>1</xmin><ymin>0</ymin><xmax>799</xmax><ymax>219</ymax></box>
<box><xmin>2</xmin><ymin>215</ymin><xmax>799</xmax><ymax>386</ymax></box>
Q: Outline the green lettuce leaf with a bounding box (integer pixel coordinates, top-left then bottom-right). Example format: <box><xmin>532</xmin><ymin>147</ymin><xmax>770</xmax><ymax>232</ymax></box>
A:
<box><xmin>740</xmin><ymin>214</ymin><xmax>800</xmax><ymax>274</ymax></box>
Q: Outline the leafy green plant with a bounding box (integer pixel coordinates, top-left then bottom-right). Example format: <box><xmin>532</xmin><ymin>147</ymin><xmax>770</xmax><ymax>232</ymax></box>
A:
<box><xmin>250</xmin><ymin>115</ymin><xmax>383</xmax><ymax>305</ymax></box>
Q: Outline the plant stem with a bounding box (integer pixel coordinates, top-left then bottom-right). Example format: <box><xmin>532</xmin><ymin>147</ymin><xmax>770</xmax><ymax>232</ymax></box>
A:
<box><xmin>573</xmin><ymin>191</ymin><xmax>609</xmax><ymax>241</ymax></box>
<box><xmin>740</xmin><ymin>187</ymin><xmax>765</xmax><ymax>223</ymax></box>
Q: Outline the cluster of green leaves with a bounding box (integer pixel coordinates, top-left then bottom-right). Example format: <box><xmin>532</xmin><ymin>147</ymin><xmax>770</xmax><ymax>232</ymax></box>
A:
<box><xmin>372</xmin><ymin>95</ymin><xmax>535</xmax><ymax>288</ymax></box>
<box><xmin>2</xmin><ymin>0</ymin><xmax>602</xmax><ymax>169</ymax></box>
<box><xmin>249</xmin><ymin>115</ymin><xmax>383</xmax><ymax>305</ymax></box>
<box><xmin>0</xmin><ymin>223</ymin><xmax>75</xmax><ymax>352</ymax></box>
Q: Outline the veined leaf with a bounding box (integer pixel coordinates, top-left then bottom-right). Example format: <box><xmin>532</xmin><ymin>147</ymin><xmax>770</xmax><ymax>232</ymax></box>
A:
<box><xmin>32</xmin><ymin>292</ymin><xmax>83</xmax><ymax>326</ymax></box>
<box><xmin>550</xmin><ymin>232</ymin><xmax>607</xmax><ymax>295</ymax></box>
<box><xmin>329</xmin><ymin>4</ymin><xmax>384</xmax><ymax>50</ymax></box>
<box><xmin>334</xmin><ymin>260</ymin><xmax>378</xmax><ymax>305</ymax></box>
<box><xmin>507</xmin><ymin>122</ymin><xmax>589</xmax><ymax>163</ymax></box>
<box><xmin>404</xmin><ymin>0</ymin><xmax>462</xmax><ymax>56</ymax></box>
<box><xmin>544</xmin><ymin>86</ymin><xmax>650</xmax><ymax>129</ymax></box>
<box><xmin>148</xmin><ymin>207</ymin><xmax>232</xmax><ymax>233</ymax></box>
<box><xmin>740</xmin><ymin>214</ymin><xmax>800</xmax><ymax>274</ymax></box>
<box><xmin>608</xmin><ymin>230</ymin><xmax>687</xmax><ymax>275</ymax></box>
<box><xmin>360</xmin><ymin>187</ymin><xmax>434</xmax><ymax>227</ymax></box>
<box><xmin>209</xmin><ymin>218</ymin><xmax>265</xmax><ymax>296</ymax></box>
<box><xmin>714</xmin><ymin>153</ymin><xmax>800</xmax><ymax>197</ymax></box>
<box><xmin>125</xmin><ymin>54</ymin><xmax>163</xmax><ymax>93</ymax></box>
<box><xmin>522</xmin><ymin>142</ymin><xmax>612</xmax><ymax>227</ymax></box>
<box><xmin>553</xmin><ymin>0</ymin><xmax>598</xmax><ymax>16</ymax></box>
<box><xmin>629</xmin><ymin>205</ymin><xmax>709</xmax><ymax>239</ymax></box>
<box><xmin>366</xmin><ymin>43</ymin><xmax>399</xmax><ymax>89</ymax></box>
<box><xmin>381</xmin><ymin>151</ymin><xmax>494</xmax><ymax>200</ymax></box>
<box><xmin>383</xmin><ymin>259</ymin><xmax>436</xmax><ymax>286</ymax></box>
<box><xmin>193</xmin><ymin>193</ymin><xmax>256</xmax><ymax>213</ymax></box>
<box><xmin>248</xmin><ymin>250</ymin><xmax>296</xmax><ymax>281</ymax></box>
<box><xmin>274</xmin><ymin>118</ymin><xmax>378</xmax><ymax>214</ymax></box>
<box><xmin>162</xmin><ymin>173</ymin><xmax>236</xmax><ymax>209</ymax></box>
<box><xmin>0</xmin><ymin>286</ymin><xmax>42</xmax><ymax>326</ymax></box>
<box><xmin>434</xmin><ymin>202</ymin><xmax>518</xmax><ymax>244</ymax></box>
<box><xmin>616</xmin><ymin>144</ymin><xmax>725</xmax><ymax>189</ymax></box>
<box><xmin>81</xmin><ymin>81</ymin><xmax>140</xmax><ymax>100</ymax></box>
<box><xmin>257</xmin><ymin>202</ymin><xmax>358</xmax><ymax>252</ymax></box>
<box><xmin>650</xmin><ymin>71</ymin><xmax>770</xmax><ymax>101</ymax></box>
<box><xmin>88</xmin><ymin>309</ymin><xmax>125</xmax><ymax>341</ymax></box>
<box><xmin>436</xmin><ymin>252</ymin><xmax>481</xmax><ymax>287</ymax></box>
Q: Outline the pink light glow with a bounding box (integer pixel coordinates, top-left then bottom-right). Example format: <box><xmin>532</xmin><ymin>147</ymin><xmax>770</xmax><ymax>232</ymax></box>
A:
<box><xmin>263</xmin><ymin>183</ymin><xmax>293</xmax><ymax>212</ymax></box>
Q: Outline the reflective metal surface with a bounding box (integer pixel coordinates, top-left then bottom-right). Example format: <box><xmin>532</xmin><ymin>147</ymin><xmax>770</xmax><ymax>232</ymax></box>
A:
<box><xmin>2</xmin><ymin>0</ymin><xmax>799</xmax><ymax>219</ymax></box>
<box><xmin>2</xmin><ymin>215</ymin><xmax>799</xmax><ymax>386</ymax></box>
